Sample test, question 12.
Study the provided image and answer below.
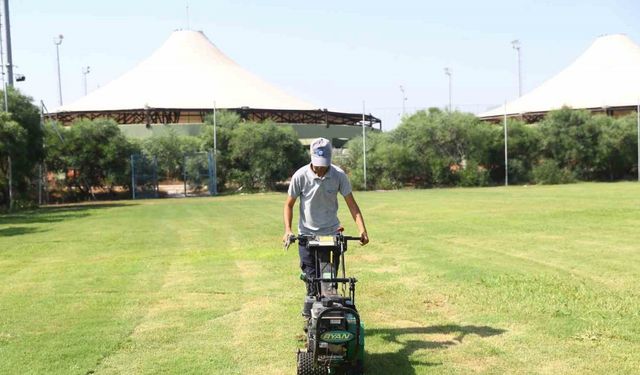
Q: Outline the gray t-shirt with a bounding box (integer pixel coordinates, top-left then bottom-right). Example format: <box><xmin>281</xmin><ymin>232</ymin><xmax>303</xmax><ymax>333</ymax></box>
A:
<box><xmin>288</xmin><ymin>164</ymin><xmax>352</xmax><ymax>235</ymax></box>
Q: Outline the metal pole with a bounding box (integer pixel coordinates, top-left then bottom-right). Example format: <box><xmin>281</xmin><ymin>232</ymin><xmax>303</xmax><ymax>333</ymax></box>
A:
<box><xmin>444</xmin><ymin>67</ymin><xmax>452</xmax><ymax>111</ymax></box>
<box><xmin>0</xmin><ymin>13</ymin><xmax>7</xmax><ymax>112</ymax></box>
<box><xmin>130</xmin><ymin>154</ymin><xmax>136</xmax><ymax>199</ymax></box>
<box><xmin>362</xmin><ymin>100</ymin><xmax>367</xmax><ymax>191</ymax></box>
<box><xmin>208</xmin><ymin>150</ymin><xmax>217</xmax><ymax>196</ymax></box>
<box><xmin>504</xmin><ymin>101</ymin><xmax>509</xmax><ymax>186</ymax></box>
<box><xmin>637</xmin><ymin>99</ymin><xmax>639</xmax><ymax>182</ymax></box>
<box><xmin>399</xmin><ymin>85</ymin><xmax>407</xmax><ymax>118</ymax></box>
<box><xmin>213</xmin><ymin>101</ymin><xmax>217</xmax><ymax>155</ymax></box>
<box><xmin>38</xmin><ymin>105</ymin><xmax>47</xmax><ymax>206</ymax></box>
<box><xmin>183</xmin><ymin>155</ymin><xmax>187</xmax><ymax>197</ymax></box>
<box><xmin>54</xmin><ymin>35</ymin><xmax>64</xmax><ymax>105</ymax></box>
<box><xmin>512</xmin><ymin>40</ymin><xmax>522</xmax><ymax>97</ymax></box>
<box><xmin>8</xmin><ymin>155</ymin><xmax>12</xmax><ymax>210</ymax></box>
<box><xmin>4</xmin><ymin>0</ymin><xmax>13</xmax><ymax>87</ymax></box>
<box><xmin>82</xmin><ymin>66</ymin><xmax>90</xmax><ymax>95</ymax></box>
<box><xmin>153</xmin><ymin>156</ymin><xmax>159</xmax><ymax>198</ymax></box>
<box><xmin>38</xmin><ymin>164</ymin><xmax>42</xmax><ymax>205</ymax></box>
<box><xmin>449</xmin><ymin>71</ymin><xmax>452</xmax><ymax>111</ymax></box>
<box><xmin>39</xmin><ymin>102</ymin><xmax>48</xmax><ymax>204</ymax></box>
<box><xmin>186</xmin><ymin>2</ymin><xmax>190</xmax><ymax>29</ymax></box>
<box><xmin>213</xmin><ymin>101</ymin><xmax>217</xmax><ymax>195</ymax></box>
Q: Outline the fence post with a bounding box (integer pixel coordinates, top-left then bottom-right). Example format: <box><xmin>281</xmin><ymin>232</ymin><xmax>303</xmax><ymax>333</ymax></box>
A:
<box><xmin>153</xmin><ymin>155</ymin><xmax>159</xmax><ymax>198</ymax></box>
<box><xmin>208</xmin><ymin>150</ymin><xmax>217</xmax><ymax>196</ymax></box>
<box><xmin>183</xmin><ymin>155</ymin><xmax>187</xmax><ymax>197</ymax></box>
<box><xmin>38</xmin><ymin>163</ymin><xmax>42</xmax><ymax>205</ymax></box>
<box><xmin>8</xmin><ymin>155</ymin><xmax>13</xmax><ymax>210</ymax></box>
<box><xmin>131</xmin><ymin>154</ymin><xmax>136</xmax><ymax>200</ymax></box>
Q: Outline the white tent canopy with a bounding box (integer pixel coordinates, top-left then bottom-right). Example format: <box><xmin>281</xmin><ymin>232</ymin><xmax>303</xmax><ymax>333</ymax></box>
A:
<box><xmin>479</xmin><ymin>34</ymin><xmax>640</xmax><ymax>120</ymax></box>
<box><xmin>54</xmin><ymin>30</ymin><xmax>317</xmax><ymax>112</ymax></box>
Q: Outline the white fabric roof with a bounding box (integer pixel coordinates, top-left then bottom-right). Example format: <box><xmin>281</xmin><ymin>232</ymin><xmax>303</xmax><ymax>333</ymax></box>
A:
<box><xmin>479</xmin><ymin>34</ymin><xmax>640</xmax><ymax>118</ymax></box>
<box><xmin>54</xmin><ymin>30</ymin><xmax>317</xmax><ymax>113</ymax></box>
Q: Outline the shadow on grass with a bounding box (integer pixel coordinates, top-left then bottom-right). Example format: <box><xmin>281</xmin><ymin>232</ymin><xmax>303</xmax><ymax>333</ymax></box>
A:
<box><xmin>0</xmin><ymin>203</ymin><xmax>134</xmax><ymax>226</ymax></box>
<box><xmin>0</xmin><ymin>226</ymin><xmax>43</xmax><ymax>237</ymax></box>
<box><xmin>365</xmin><ymin>325</ymin><xmax>507</xmax><ymax>375</ymax></box>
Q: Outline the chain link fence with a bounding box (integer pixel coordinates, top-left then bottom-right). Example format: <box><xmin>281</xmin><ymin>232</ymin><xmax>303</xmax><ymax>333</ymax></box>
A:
<box><xmin>182</xmin><ymin>151</ymin><xmax>216</xmax><ymax>197</ymax></box>
<box><xmin>132</xmin><ymin>151</ymin><xmax>216</xmax><ymax>199</ymax></box>
<box><xmin>130</xmin><ymin>154</ymin><xmax>159</xmax><ymax>199</ymax></box>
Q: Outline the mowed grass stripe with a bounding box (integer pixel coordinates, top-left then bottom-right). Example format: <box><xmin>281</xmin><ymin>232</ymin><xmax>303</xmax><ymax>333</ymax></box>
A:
<box><xmin>1</xmin><ymin>183</ymin><xmax>640</xmax><ymax>374</ymax></box>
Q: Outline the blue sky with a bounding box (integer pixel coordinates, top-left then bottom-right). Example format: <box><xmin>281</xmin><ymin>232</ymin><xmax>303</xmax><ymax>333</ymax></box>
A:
<box><xmin>8</xmin><ymin>0</ymin><xmax>640</xmax><ymax>129</ymax></box>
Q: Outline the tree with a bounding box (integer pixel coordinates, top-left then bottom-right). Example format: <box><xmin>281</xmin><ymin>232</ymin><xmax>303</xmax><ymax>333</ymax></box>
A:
<box><xmin>226</xmin><ymin>121</ymin><xmax>306</xmax><ymax>191</ymax></box>
<box><xmin>539</xmin><ymin>107</ymin><xmax>601</xmax><ymax>180</ymax></box>
<box><xmin>486</xmin><ymin>119</ymin><xmax>542</xmax><ymax>184</ymax></box>
<box><xmin>0</xmin><ymin>88</ymin><xmax>43</xmax><ymax>207</ymax></box>
<box><xmin>594</xmin><ymin>113</ymin><xmax>638</xmax><ymax>180</ymax></box>
<box><xmin>45</xmin><ymin>119</ymin><xmax>138</xmax><ymax>199</ymax></box>
<box><xmin>0</xmin><ymin>112</ymin><xmax>27</xmax><ymax>206</ymax></box>
<box><xmin>141</xmin><ymin>129</ymin><xmax>199</xmax><ymax>180</ymax></box>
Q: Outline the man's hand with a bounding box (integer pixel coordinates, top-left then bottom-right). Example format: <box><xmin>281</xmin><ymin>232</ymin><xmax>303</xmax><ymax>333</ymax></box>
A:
<box><xmin>359</xmin><ymin>231</ymin><xmax>369</xmax><ymax>246</ymax></box>
<box><xmin>282</xmin><ymin>231</ymin><xmax>294</xmax><ymax>245</ymax></box>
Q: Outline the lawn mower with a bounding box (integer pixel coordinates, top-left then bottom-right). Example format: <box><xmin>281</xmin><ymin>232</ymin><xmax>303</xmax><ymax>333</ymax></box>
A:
<box><xmin>285</xmin><ymin>232</ymin><xmax>365</xmax><ymax>375</ymax></box>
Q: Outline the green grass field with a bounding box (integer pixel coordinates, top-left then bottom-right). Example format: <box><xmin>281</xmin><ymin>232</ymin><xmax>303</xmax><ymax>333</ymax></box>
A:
<box><xmin>1</xmin><ymin>183</ymin><xmax>640</xmax><ymax>374</ymax></box>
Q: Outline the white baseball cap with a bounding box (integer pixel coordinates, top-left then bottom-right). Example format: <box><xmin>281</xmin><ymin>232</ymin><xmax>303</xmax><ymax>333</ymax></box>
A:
<box><xmin>310</xmin><ymin>138</ymin><xmax>332</xmax><ymax>167</ymax></box>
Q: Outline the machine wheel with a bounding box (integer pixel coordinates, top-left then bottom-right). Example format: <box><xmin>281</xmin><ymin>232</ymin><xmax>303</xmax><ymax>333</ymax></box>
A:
<box><xmin>297</xmin><ymin>352</ymin><xmax>328</xmax><ymax>375</ymax></box>
<box><xmin>349</xmin><ymin>360</ymin><xmax>364</xmax><ymax>375</ymax></box>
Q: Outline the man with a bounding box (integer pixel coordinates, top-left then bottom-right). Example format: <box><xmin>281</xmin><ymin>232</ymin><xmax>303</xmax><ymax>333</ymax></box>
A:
<box><xmin>283</xmin><ymin>138</ymin><xmax>369</xmax><ymax>312</ymax></box>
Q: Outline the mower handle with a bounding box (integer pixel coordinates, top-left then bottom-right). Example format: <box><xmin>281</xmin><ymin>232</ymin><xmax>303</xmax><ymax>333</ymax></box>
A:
<box><xmin>342</xmin><ymin>236</ymin><xmax>361</xmax><ymax>241</ymax></box>
<box><xmin>283</xmin><ymin>233</ymin><xmax>361</xmax><ymax>251</ymax></box>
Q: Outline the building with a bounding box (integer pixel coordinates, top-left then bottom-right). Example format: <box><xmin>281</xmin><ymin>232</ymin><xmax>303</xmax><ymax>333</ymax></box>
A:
<box><xmin>48</xmin><ymin>30</ymin><xmax>380</xmax><ymax>145</ymax></box>
<box><xmin>479</xmin><ymin>34</ymin><xmax>640</xmax><ymax>123</ymax></box>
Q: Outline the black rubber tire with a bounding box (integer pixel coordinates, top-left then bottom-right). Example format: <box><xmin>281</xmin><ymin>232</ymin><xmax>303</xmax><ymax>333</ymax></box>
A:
<box><xmin>297</xmin><ymin>352</ymin><xmax>328</xmax><ymax>375</ymax></box>
<box><xmin>350</xmin><ymin>360</ymin><xmax>364</xmax><ymax>375</ymax></box>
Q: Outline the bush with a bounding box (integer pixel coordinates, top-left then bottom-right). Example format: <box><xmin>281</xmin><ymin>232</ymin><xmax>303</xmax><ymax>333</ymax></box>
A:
<box><xmin>45</xmin><ymin>118</ymin><xmax>139</xmax><ymax>199</ymax></box>
<box><xmin>532</xmin><ymin>159</ymin><xmax>575</xmax><ymax>185</ymax></box>
<box><xmin>0</xmin><ymin>88</ymin><xmax>43</xmax><ymax>207</ymax></box>
<box><xmin>142</xmin><ymin>129</ymin><xmax>199</xmax><ymax>180</ymax></box>
<box><xmin>346</xmin><ymin>108</ymin><xmax>497</xmax><ymax>189</ymax></box>
<box><xmin>594</xmin><ymin>113</ymin><xmax>638</xmax><ymax>181</ymax></box>
<box><xmin>539</xmin><ymin>107</ymin><xmax>602</xmax><ymax>180</ymax></box>
<box><xmin>227</xmin><ymin>121</ymin><xmax>306</xmax><ymax>191</ymax></box>
<box><xmin>458</xmin><ymin>161</ymin><xmax>489</xmax><ymax>187</ymax></box>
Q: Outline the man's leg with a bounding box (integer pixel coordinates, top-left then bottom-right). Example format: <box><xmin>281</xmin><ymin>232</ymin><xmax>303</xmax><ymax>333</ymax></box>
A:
<box><xmin>299</xmin><ymin>243</ymin><xmax>318</xmax><ymax>319</ymax></box>
<box><xmin>299</xmin><ymin>243</ymin><xmax>316</xmax><ymax>296</ymax></box>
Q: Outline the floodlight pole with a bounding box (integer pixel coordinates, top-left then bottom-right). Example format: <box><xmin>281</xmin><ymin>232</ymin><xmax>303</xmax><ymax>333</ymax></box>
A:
<box><xmin>186</xmin><ymin>3</ymin><xmax>190</xmax><ymax>30</ymax></box>
<box><xmin>82</xmin><ymin>66</ymin><xmax>90</xmax><ymax>95</ymax></box>
<box><xmin>39</xmin><ymin>102</ymin><xmax>45</xmax><ymax>205</ymax></box>
<box><xmin>131</xmin><ymin>155</ymin><xmax>136</xmax><ymax>200</ymax></box>
<box><xmin>504</xmin><ymin>101</ymin><xmax>509</xmax><ymax>186</ymax></box>
<box><xmin>0</xmin><ymin>14</ymin><xmax>9</xmax><ymax>209</ymax></box>
<box><xmin>4</xmin><ymin>0</ymin><xmax>13</xmax><ymax>87</ymax></box>
<box><xmin>0</xmin><ymin>13</ymin><xmax>7</xmax><ymax>112</ymax></box>
<box><xmin>54</xmin><ymin>35</ymin><xmax>64</xmax><ymax>105</ymax></box>
<box><xmin>8</xmin><ymin>155</ymin><xmax>12</xmax><ymax>210</ymax></box>
<box><xmin>213</xmin><ymin>101</ymin><xmax>217</xmax><ymax>155</ymax></box>
<box><xmin>362</xmin><ymin>100</ymin><xmax>367</xmax><ymax>191</ymax></box>
<box><xmin>512</xmin><ymin>40</ymin><xmax>522</xmax><ymax>97</ymax></box>
<box><xmin>212</xmin><ymin>101</ymin><xmax>218</xmax><ymax>195</ymax></box>
<box><xmin>399</xmin><ymin>85</ymin><xmax>407</xmax><ymax>117</ymax></box>
<box><xmin>444</xmin><ymin>67</ymin><xmax>452</xmax><ymax>112</ymax></box>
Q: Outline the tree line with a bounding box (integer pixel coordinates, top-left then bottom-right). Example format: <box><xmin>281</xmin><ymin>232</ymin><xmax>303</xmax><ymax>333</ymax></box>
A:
<box><xmin>42</xmin><ymin>111</ymin><xmax>307</xmax><ymax>201</ymax></box>
<box><xmin>1</xmin><ymin>88</ymin><xmax>638</xmax><ymax>208</ymax></box>
<box><xmin>344</xmin><ymin>108</ymin><xmax>638</xmax><ymax>189</ymax></box>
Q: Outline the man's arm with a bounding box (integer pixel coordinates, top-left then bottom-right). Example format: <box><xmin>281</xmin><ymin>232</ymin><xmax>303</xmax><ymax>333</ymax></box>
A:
<box><xmin>283</xmin><ymin>195</ymin><xmax>297</xmax><ymax>243</ymax></box>
<box><xmin>343</xmin><ymin>193</ymin><xmax>369</xmax><ymax>245</ymax></box>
